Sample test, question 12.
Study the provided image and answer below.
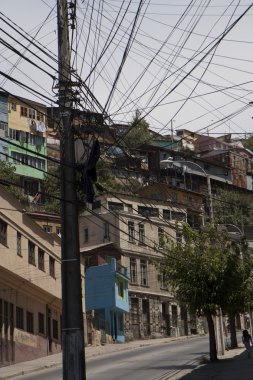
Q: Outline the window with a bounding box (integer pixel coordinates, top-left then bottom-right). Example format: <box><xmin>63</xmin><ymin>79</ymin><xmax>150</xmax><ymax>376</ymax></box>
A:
<box><xmin>138</xmin><ymin>206</ymin><xmax>159</xmax><ymax>218</ymax></box>
<box><xmin>11</xmin><ymin>103</ymin><xmax>16</xmax><ymax>111</ymax></box>
<box><xmin>43</xmin><ymin>225</ymin><xmax>52</xmax><ymax>233</ymax></box>
<box><xmin>0</xmin><ymin>121</ymin><xmax>7</xmax><ymax>134</ymax></box>
<box><xmin>163</xmin><ymin>209</ymin><xmax>171</xmax><ymax>220</ymax></box>
<box><xmin>126</xmin><ymin>203</ymin><xmax>133</xmax><ymax>213</ymax></box>
<box><xmin>140</xmin><ymin>259</ymin><xmax>148</xmax><ymax>286</ymax></box>
<box><xmin>11</xmin><ymin>151</ymin><xmax>45</xmax><ymax>169</ymax></box>
<box><xmin>53</xmin><ymin>319</ymin><xmax>58</xmax><ymax>340</ymax></box>
<box><xmin>104</xmin><ymin>222</ymin><xmax>110</xmax><ymax>240</ymax></box>
<box><xmin>20</xmin><ymin>106</ymin><xmax>28</xmax><ymax>117</ymax></box>
<box><xmin>0</xmin><ymin>219</ymin><xmax>7</xmax><ymax>246</ymax></box>
<box><xmin>56</xmin><ymin>227</ymin><xmax>61</xmax><ymax>237</ymax></box>
<box><xmin>37</xmin><ymin>111</ymin><xmax>44</xmax><ymax>122</ymax></box>
<box><xmin>128</xmin><ymin>221</ymin><xmax>135</xmax><ymax>242</ymax></box>
<box><xmin>84</xmin><ymin>228</ymin><xmax>89</xmax><ymax>242</ymax></box>
<box><xmin>38</xmin><ymin>248</ymin><xmax>45</xmax><ymax>271</ymax></box>
<box><xmin>26</xmin><ymin>311</ymin><xmax>34</xmax><ymax>333</ymax></box>
<box><xmin>38</xmin><ymin>312</ymin><xmax>45</xmax><ymax>334</ymax></box>
<box><xmin>49</xmin><ymin>256</ymin><xmax>55</xmax><ymax>278</ymax></box>
<box><xmin>108</xmin><ymin>201</ymin><xmax>124</xmax><ymax>212</ymax></box>
<box><xmin>138</xmin><ymin>223</ymin><xmax>145</xmax><ymax>244</ymax></box>
<box><xmin>159</xmin><ymin>264</ymin><xmax>166</xmax><ymax>289</ymax></box>
<box><xmin>28</xmin><ymin>108</ymin><xmax>36</xmax><ymax>119</ymax></box>
<box><xmin>130</xmin><ymin>258</ymin><xmax>137</xmax><ymax>284</ymax></box>
<box><xmin>28</xmin><ymin>241</ymin><xmax>35</xmax><ymax>265</ymax></box>
<box><xmin>117</xmin><ymin>278</ymin><xmax>124</xmax><ymax>298</ymax></box>
<box><xmin>158</xmin><ymin>227</ymin><xmax>165</xmax><ymax>248</ymax></box>
<box><xmin>130</xmin><ymin>298</ymin><xmax>139</xmax><ymax>324</ymax></box>
<box><xmin>171</xmin><ymin>211</ymin><xmax>186</xmax><ymax>222</ymax></box>
<box><xmin>17</xmin><ymin>232</ymin><xmax>21</xmax><ymax>256</ymax></box>
<box><xmin>16</xmin><ymin>307</ymin><xmax>24</xmax><ymax>329</ymax></box>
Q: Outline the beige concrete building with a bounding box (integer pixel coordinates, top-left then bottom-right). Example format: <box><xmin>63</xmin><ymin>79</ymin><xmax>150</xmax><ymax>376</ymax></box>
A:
<box><xmin>80</xmin><ymin>193</ymin><xmax>190</xmax><ymax>341</ymax></box>
<box><xmin>0</xmin><ymin>186</ymin><xmax>62</xmax><ymax>366</ymax></box>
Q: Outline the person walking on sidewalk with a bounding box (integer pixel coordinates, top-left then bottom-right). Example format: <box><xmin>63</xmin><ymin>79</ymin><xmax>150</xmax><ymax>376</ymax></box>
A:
<box><xmin>242</xmin><ymin>329</ymin><xmax>252</xmax><ymax>358</ymax></box>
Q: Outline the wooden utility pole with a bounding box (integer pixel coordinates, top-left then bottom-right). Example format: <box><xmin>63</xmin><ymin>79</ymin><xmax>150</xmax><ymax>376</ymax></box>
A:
<box><xmin>57</xmin><ymin>1</ymin><xmax>86</xmax><ymax>379</ymax></box>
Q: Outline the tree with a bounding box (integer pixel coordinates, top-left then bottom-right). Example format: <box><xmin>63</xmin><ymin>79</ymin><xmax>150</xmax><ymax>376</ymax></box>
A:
<box><xmin>96</xmin><ymin>160</ymin><xmax>116</xmax><ymax>191</ymax></box>
<box><xmin>122</xmin><ymin>110</ymin><xmax>153</xmax><ymax>149</ymax></box>
<box><xmin>43</xmin><ymin>166</ymin><xmax>61</xmax><ymax>214</ymax></box>
<box><xmin>0</xmin><ymin>160</ymin><xmax>28</xmax><ymax>204</ymax></box>
<box><xmin>161</xmin><ymin>224</ymin><xmax>247</xmax><ymax>361</ymax></box>
<box><xmin>213</xmin><ymin>189</ymin><xmax>253</xmax><ymax>347</ymax></box>
<box><xmin>242</xmin><ymin>136</ymin><xmax>253</xmax><ymax>152</ymax></box>
<box><xmin>213</xmin><ymin>189</ymin><xmax>253</xmax><ymax>227</ymax></box>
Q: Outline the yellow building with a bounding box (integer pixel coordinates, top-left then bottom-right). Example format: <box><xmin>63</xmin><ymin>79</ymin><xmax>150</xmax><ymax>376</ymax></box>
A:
<box><xmin>7</xmin><ymin>95</ymin><xmax>48</xmax><ymax>198</ymax></box>
<box><xmin>0</xmin><ymin>186</ymin><xmax>62</xmax><ymax>366</ymax></box>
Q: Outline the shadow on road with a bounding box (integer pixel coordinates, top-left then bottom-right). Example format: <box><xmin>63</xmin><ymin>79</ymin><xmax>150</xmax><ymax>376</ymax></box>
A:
<box><xmin>179</xmin><ymin>350</ymin><xmax>247</xmax><ymax>380</ymax></box>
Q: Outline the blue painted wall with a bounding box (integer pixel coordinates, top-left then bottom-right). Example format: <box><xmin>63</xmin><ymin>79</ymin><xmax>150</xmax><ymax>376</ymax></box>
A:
<box><xmin>85</xmin><ymin>258</ymin><xmax>129</xmax><ymax>343</ymax></box>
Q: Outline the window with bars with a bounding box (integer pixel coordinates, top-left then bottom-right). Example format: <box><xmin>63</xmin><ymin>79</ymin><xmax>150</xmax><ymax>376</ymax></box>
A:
<box><xmin>0</xmin><ymin>219</ymin><xmax>7</xmax><ymax>246</ymax></box>
<box><xmin>140</xmin><ymin>259</ymin><xmax>148</xmax><ymax>286</ymax></box>
<box><xmin>128</xmin><ymin>221</ymin><xmax>135</xmax><ymax>242</ymax></box>
<box><xmin>130</xmin><ymin>298</ymin><xmax>139</xmax><ymax>324</ymax></box>
<box><xmin>138</xmin><ymin>223</ymin><xmax>145</xmax><ymax>244</ymax></box>
<box><xmin>16</xmin><ymin>307</ymin><xmax>24</xmax><ymax>330</ymax></box>
<box><xmin>17</xmin><ymin>232</ymin><xmax>21</xmax><ymax>256</ymax></box>
<box><xmin>28</xmin><ymin>241</ymin><xmax>35</xmax><ymax>266</ymax></box>
<box><xmin>26</xmin><ymin>311</ymin><xmax>34</xmax><ymax>334</ymax></box>
<box><xmin>38</xmin><ymin>248</ymin><xmax>45</xmax><ymax>271</ymax></box>
<box><xmin>130</xmin><ymin>258</ymin><xmax>137</xmax><ymax>284</ymax></box>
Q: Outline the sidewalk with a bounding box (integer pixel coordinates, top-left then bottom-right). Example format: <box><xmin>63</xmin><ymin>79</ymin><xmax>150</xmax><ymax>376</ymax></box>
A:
<box><xmin>0</xmin><ymin>336</ymin><xmax>249</xmax><ymax>379</ymax></box>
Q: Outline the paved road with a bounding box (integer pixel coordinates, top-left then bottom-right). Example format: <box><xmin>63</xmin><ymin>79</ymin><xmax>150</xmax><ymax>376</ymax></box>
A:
<box><xmin>13</xmin><ymin>336</ymin><xmax>208</xmax><ymax>380</ymax></box>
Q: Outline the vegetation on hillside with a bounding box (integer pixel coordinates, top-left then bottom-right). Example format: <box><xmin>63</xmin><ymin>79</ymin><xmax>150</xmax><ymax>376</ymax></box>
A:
<box><xmin>0</xmin><ymin>161</ymin><xmax>28</xmax><ymax>204</ymax></box>
<box><xmin>242</xmin><ymin>136</ymin><xmax>253</xmax><ymax>152</ymax></box>
<box><xmin>122</xmin><ymin>110</ymin><xmax>153</xmax><ymax>149</ymax></box>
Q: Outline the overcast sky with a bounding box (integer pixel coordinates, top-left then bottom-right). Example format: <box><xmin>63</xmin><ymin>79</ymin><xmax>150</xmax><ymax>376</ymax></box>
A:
<box><xmin>1</xmin><ymin>0</ymin><xmax>253</xmax><ymax>138</ymax></box>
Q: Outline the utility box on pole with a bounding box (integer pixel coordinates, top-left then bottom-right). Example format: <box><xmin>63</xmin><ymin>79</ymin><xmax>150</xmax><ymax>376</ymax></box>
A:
<box><xmin>57</xmin><ymin>0</ymin><xmax>86</xmax><ymax>378</ymax></box>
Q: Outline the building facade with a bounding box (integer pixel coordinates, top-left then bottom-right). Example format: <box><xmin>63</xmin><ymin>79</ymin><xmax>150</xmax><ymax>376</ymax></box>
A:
<box><xmin>0</xmin><ymin>92</ymin><xmax>8</xmax><ymax>161</ymax></box>
<box><xmin>0</xmin><ymin>186</ymin><xmax>62</xmax><ymax>366</ymax></box>
<box><xmin>80</xmin><ymin>193</ymin><xmax>192</xmax><ymax>341</ymax></box>
<box><xmin>7</xmin><ymin>95</ymin><xmax>47</xmax><ymax>198</ymax></box>
<box><xmin>85</xmin><ymin>254</ymin><xmax>129</xmax><ymax>343</ymax></box>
